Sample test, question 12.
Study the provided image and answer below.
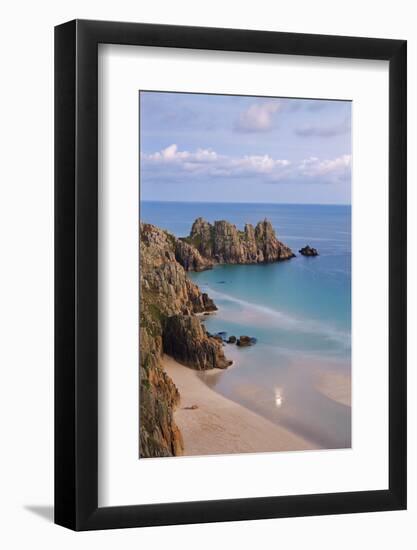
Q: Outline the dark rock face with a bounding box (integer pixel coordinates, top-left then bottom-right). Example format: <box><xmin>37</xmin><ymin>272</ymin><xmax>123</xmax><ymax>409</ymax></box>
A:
<box><xmin>163</xmin><ymin>315</ymin><xmax>232</xmax><ymax>370</ymax></box>
<box><xmin>139</xmin><ymin>313</ymin><xmax>184</xmax><ymax>458</ymax></box>
<box><xmin>139</xmin><ymin>223</ymin><xmax>231</xmax><ymax>458</ymax></box>
<box><xmin>187</xmin><ymin>217</ymin><xmax>214</xmax><ymax>258</ymax></box>
<box><xmin>174</xmin><ymin>238</ymin><xmax>213</xmax><ymax>272</ymax></box>
<box><xmin>227</xmin><ymin>335</ymin><xmax>237</xmax><ymax>344</ymax></box>
<box><xmin>140</xmin><ymin>341</ymin><xmax>183</xmax><ymax>458</ymax></box>
<box><xmin>184</xmin><ymin>217</ymin><xmax>294</xmax><ymax>264</ymax></box>
<box><xmin>299</xmin><ymin>245</ymin><xmax>319</xmax><ymax>257</ymax></box>
<box><xmin>236</xmin><ymin>335</ymin><xmax>256</xmax><ymax>347</ymax></box>
<box><xmin>201</xmin><ymin>293</ymin><xmax>217</xmax><ymax>312</ymax></box>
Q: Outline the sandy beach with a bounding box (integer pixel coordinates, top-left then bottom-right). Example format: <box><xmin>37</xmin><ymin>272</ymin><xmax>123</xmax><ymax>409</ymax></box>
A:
<box><xmin>316</xmin><ymin>371</ymin><xmax>351</xmax><ymax>407</ymax></box>
<box><xmin>163</xmin><ymin>355</ymin><xmax>317</xmax><ymax>456</ymax></box>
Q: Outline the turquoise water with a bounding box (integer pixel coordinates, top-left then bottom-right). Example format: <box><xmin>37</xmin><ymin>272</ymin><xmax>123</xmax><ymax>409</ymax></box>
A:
<box><xmin>142</xmin><ymin>201</ymin><xmax>351</xmax><ymax>449</ymax></box>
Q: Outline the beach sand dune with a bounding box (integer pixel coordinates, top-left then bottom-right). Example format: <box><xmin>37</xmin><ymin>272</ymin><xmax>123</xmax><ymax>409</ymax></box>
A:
<box><xmin>163</xmin><ymin>355</ymin><xmax>317</xmax><ymax>457</ymax></box>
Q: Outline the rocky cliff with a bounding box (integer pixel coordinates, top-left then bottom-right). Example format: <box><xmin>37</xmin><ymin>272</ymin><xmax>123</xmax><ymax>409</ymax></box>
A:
<box><xmin>163</xmin><ymin>315</ymin><xmax>231</xmax><ymax>370</ymax></box>
<box><xmin>140</xmin><ymin>217</ymin><xmax>293</xmax><ymax>458</ymax></box>
<box><xmin>174</xmin><ymin>238</ymin><xmax>213</xmax><ymax>272</ymax></box>
<box><xmin>140</xmin><ymin>223</ymin><xmax>230</xmax><ymax>458</ymax></box>
<box><xmin>184</xmin><ymin>217</ymin><xmax>295</xmax><ymax>264</ymax></box>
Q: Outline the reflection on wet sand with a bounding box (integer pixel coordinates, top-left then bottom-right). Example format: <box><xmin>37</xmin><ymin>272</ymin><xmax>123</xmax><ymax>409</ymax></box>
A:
<box><xmin>198</xmin><ymin>346</ymin><xmax>351</xmax><ymax>449</ymax></box>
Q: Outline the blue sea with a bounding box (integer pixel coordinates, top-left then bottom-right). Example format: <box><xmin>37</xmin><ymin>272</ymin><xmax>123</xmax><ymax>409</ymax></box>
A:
<box><xmin>142</xmin><ymin>201</ymin><xmax>351</xmax><ymax>449</ymax></box>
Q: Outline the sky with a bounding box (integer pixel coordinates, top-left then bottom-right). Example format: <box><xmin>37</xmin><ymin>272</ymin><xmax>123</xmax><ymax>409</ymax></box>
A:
<box><xmin>140</xmin><ymin>91</ymin><xmax>351</xmax><ymax>204</ymax></box>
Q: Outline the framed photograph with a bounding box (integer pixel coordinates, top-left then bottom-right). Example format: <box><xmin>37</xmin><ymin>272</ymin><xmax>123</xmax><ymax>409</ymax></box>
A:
<box><xmin>55</xmin><ymin>20</ymin><xmax>406</xmax><ymax>530</ymax></box>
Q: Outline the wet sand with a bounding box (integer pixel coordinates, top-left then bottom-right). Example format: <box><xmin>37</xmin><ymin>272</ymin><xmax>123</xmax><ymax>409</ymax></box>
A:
<box><xmin>163</xmin><ymin>355</ymin><xmax>317</xmax><ymax>456</ymax></box>
<box><xmin>315</xmin><ymin>371</ymin><xmax>351</xmax><ymax>407</ymax></box>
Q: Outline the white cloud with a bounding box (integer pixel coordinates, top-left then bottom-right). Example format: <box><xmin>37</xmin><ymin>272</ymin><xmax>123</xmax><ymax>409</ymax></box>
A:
<box><xmin>230</xmin><ymin>155</ymin><xmax>290</xmax><ymax>174</ymax></box>
<box><xmin>298</xmin><ymin>155</ymin><xmax>352</xmax><ymax>182</ymax></box>
<box><xmin>142</xmin><ymin>145</ymin><xmax>351</xmax><ymax>185</ymax></box>
<box><xmin>235</xmin><ymin>101</ymin><xmax>281</xmax><ymax>132</ymax></box>
<box><xmin>145</xmin><ymin>144</ymin><xmax>218</xmax><ymax>163</ymax></box>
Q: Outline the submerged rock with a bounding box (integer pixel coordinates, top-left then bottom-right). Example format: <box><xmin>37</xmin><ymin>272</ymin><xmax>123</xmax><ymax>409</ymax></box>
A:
<box><xmin>299</xmin><ymin>245</ymin><xmax>319</xmax><ymax>257</ymax></box>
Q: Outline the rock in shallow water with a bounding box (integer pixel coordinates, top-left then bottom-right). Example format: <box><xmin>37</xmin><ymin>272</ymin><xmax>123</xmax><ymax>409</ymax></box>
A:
<box><xmin>236</xmin><ymin>335</ymin><xmax>257</xmax><ymax>347</ymax></box>
<box><xmin>299</xmin><ymin>245</ymin><xmax>319</xmax><ymax>256</ymax></box>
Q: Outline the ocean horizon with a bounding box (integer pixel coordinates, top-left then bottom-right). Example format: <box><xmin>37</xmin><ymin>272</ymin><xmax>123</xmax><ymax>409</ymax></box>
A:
<box><xmin>141</xmin><ymin>200</ymin><xmax>351</xmax><ymax>449</ymax></box>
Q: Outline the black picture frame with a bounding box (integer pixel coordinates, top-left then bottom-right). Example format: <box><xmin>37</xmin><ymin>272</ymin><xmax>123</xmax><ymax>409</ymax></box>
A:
<box><xmin>55</xmin><ymin>19</ymin><xmax>407</xmax><ymax>531</ymax></box>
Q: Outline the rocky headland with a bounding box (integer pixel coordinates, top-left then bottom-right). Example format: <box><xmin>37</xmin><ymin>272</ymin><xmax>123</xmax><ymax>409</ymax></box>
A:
<box><xmin>183</xmin><ymin>217</ymin><xmax>295</xmax><ymax>264</ymax></box>
<box><xmin>140</xmin><ymin>218</ymin><xmax>296</xmax><ymax>458</ymax></box>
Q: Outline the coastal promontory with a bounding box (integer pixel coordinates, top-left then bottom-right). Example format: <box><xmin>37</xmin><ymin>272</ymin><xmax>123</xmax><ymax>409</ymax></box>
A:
<box><xmin>140</xmin><ymin>218</ymin><xmax>295</xmax><ymax>458</ymax></box>
<box><xmin>183</xmin><ymin>217</ymin><xmax>295</xmax><ymax>264</ymax></box>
